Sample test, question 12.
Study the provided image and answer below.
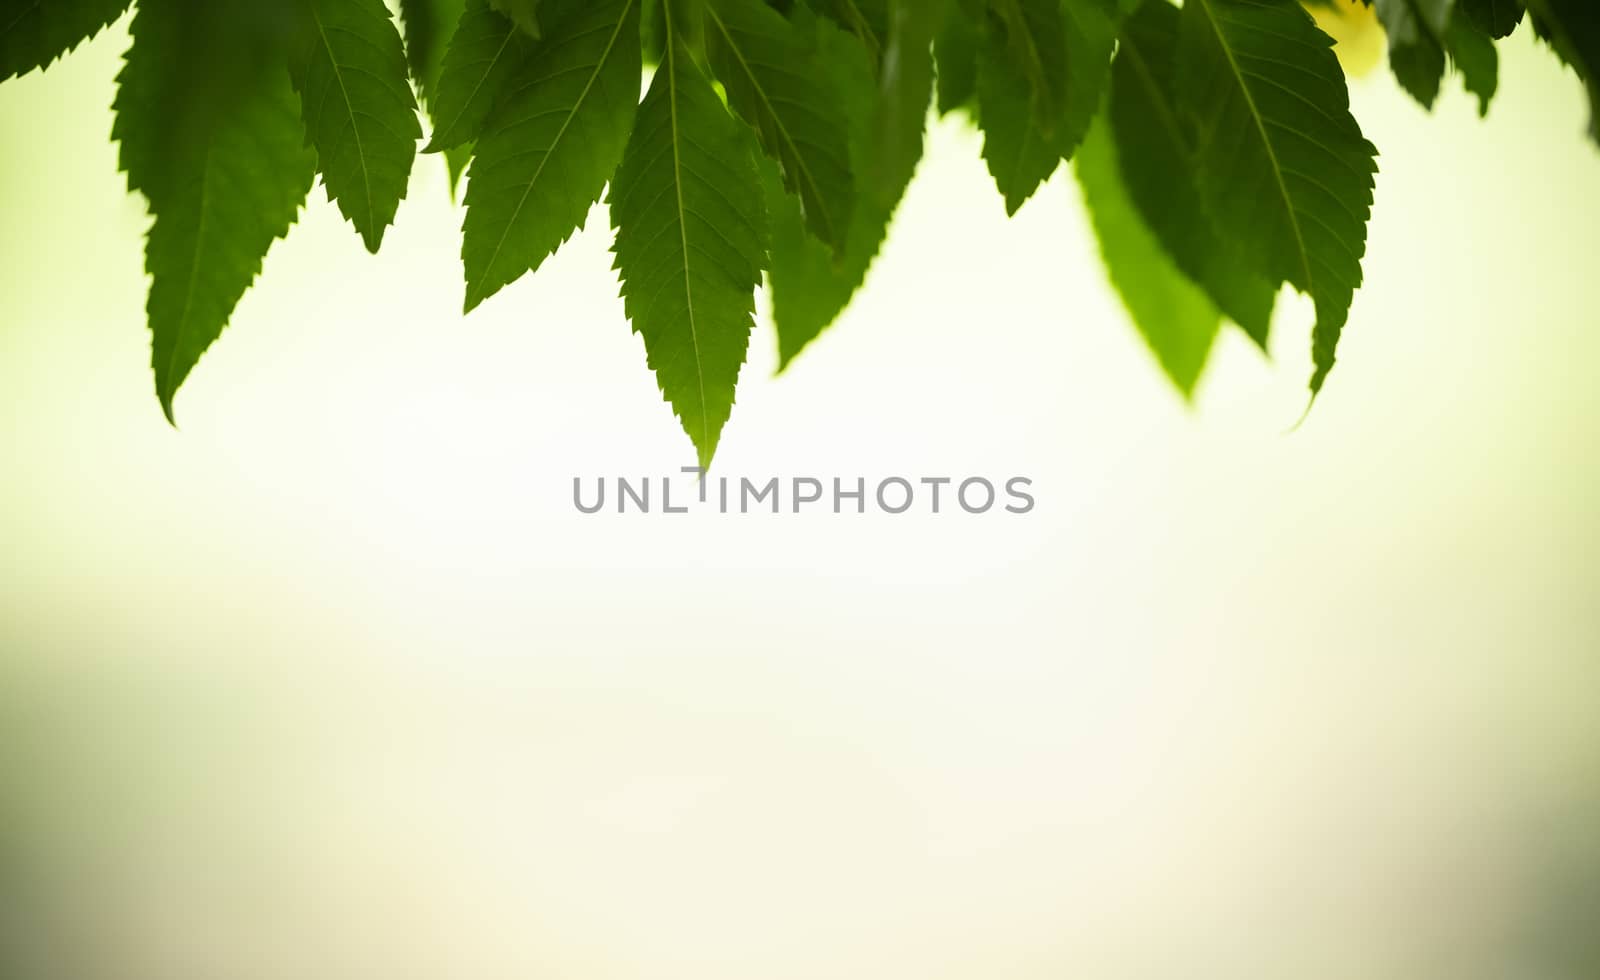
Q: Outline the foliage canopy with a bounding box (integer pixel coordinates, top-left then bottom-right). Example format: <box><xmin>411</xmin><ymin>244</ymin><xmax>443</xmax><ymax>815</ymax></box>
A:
<box><xmin>2</xmin><ymin>0</ymin><xmax>1595</xmax><ymax>463</ymax></box>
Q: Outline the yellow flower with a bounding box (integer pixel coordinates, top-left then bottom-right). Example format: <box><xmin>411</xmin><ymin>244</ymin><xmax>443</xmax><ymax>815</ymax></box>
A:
<box><xmin>1306</xmin><ymin>0</ymin><xmax>1385</xmax><ymax>78</ymax></box>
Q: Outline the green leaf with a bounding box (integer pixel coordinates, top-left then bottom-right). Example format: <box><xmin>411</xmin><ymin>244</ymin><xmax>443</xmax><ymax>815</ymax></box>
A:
<box><xmin>1076</xmin><ymin>115</ymin><xmax>1220</xmax><ymax>398</ymax></box>
<box><xmin>487</xmin><ymin>0</ymin><xmax>542</xmax><ymax>37</ymax></box>
<box><xmin>424</xmin><ymin>0</ymin><xmax>532</xmax><ymax>153</ymax></box>
<box><xmin>1375</xmin><ymin>0</ymin><xmax>1452</xmax><ymax>108</ymax></box>
<box><xmin>1109</xmin><ymin>0</ymin><xmax>1275</xmax><ymax>347</ymax></box>
<box><xmin>1177</xmin><ymin>0</ymin><xmax>1377</xmax><ymax>397</ymax></box>
<box><xmin>934</xmin><ymin>3</ymin><xmax>980</xmax><ymax>114</ymax></box>
<box><xmin>765</xmin><ymin>3</ymin><xmax>924</xmax><ymax>367</ymax></box>
<box><xmin>113</xmin><ymin>0</ymin><xmax>317</xmax><ymax>422</ymax></box>
<box><xmin>1447</xmin><ymin>13</ymin><xmax>1498</xmax><ymax>117</ymax></box>
<box><xmin>976</xmin><ymin>0</ymin><xmax>1122</xmax><ymax>214</ymax></box>
<box><xmin>975</xmin><ymin>1</ymin><xmax>1067</xmax><ymax>214</ymax></box>
<box><xmin>705</xmin><ymin>0</ymin><xmax>857</xmax><ymax>252</ymax></box>
<box><xmin>461</xmin><ymin>0</ymin><xmax>641</xmax><ymax>312</ymax></box>
<box><xmin>609</xmin><ymin>8</ymin><xmax>768</xmax><ymax>468</ymax></box>
<box><xmin>1</xmin><ymin>0</ymin><xmax>131</xmax><ymax>81</ymax></box>
<box><xmin>295</xmin><ymin>0</ymin><xmax>423</xmax><ymax>253</ymax></box>
<box><xmin>1523</xmin><ymin>0</ymin><xmax>1600</xmax><ymax>143</ymax></box>
<box><xmin>445</xmin><ymin>141</ymin><xmax>474</xmax><ymax>198</ymax></box>
<box><xmin>1459</xmin><ymin>0</ymin><xmax>1523</xmax><ymax>39</ymax></box>
<box><xmin>866</xmin><ymin>0</ymin><xmax>947</xmax><ymax>204</ymax></box>
<box><xmin>400</xmin><ymin>0</ymin><xmax>471</xmax><ymax>193</ymax></box>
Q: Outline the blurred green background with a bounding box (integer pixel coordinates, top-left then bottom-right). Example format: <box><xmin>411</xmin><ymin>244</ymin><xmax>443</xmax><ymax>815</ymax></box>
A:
<box><xmin>2</xmin><ymin>11</ymin><xmax>1597</xmax><ymax>980</ymax></box>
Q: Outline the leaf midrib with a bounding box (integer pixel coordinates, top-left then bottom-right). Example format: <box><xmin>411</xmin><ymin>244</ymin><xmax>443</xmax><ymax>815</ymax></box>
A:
<box><xmin>163</xmin><ymin>139</ymin><xmax>214</xmax><ymax>419</ymax></box>
<box><xmin>664</xmin><ymin>20</ymin><xmax>711</xmax><ymax>460</ymax></box>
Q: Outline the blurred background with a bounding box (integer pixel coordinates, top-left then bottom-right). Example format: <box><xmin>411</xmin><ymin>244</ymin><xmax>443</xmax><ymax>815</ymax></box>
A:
<box><xmin>2</xmin><ymin>7</ymin><xmax>1597</xmax><ymax>980</ymax></box>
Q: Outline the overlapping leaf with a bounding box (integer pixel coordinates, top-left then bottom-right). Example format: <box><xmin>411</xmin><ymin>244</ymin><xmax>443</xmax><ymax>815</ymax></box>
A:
<box><xmin>766</xmin><ymin>2</ymin><xmax>930</xmax><ymax>367</ymax></box>
<box><xmin>461</xmin><ymin>0</ymin><xmax>641</xmax><ymax>311</ymax></box>
<box><xmin>1076</xmin><ymin>115</ymin><xmax>1221</xmax><ymax>398</ymax></box>
<box><xmin>113</xmin><ymin>0</ymin><xmax>316</xmax><ymax>421</ymax></box>
<box><xmin>1447</xmin><ymin>13</ymin><xmax>1498</xmax><ymax>116</ymax></box>
<box><xmin>934</xmin><ymin>6</ymin><xmax>980</xmax><ymax>114</ymax></box>
<box><xmin>399</xmin><ymin>0</ymin><xmax>473</xmax><ymax>191</ymax></box>
<box><xmin>1459</xmin><ymin>0</ymin><xmax>1522</xmax><ymax>40</ymax></box>
<box><xmin>424</xmin><ymin>0</ymin><xmax>531</xmax><ymax>153</ymax></box>
<box><xmin>295</xmin><ymin>0</ymin><xmax>422</xmax><ymax>252</ymax></box>
<box><xmin>1</xmin><ymin>0</ymin><xmax>131</xmax><ymax>81</ymax></box>
<box><xmin>1375</xmin><ymin>0</ymin><xmax>1452</xmax><ymax>108</ymax></box>
<box><xmin>706</xmin><ymin>0</ymin><xmax>856</xmax><ymax>252</ymax></box>
<box><xmin>610</xmin><ymin>5</ymin><xmax>768</xmax><ymax>468</ymax></box>
<box><xmin>1109</xmin><ymin>0</ymin><xmax>1274</xmax><ymax>347</ymax></box>
<box><xmin>400</xmin><ymin>0</ymin><xmax>466</xmax><ymax>102</ymax></box>
<box><xmin>1178</xmin><ymin>0</ymin><xmax>1377</xmax><ymax>395</ymax></box>
<box><xmin>976</xmin><ymin>0</ymin><xmax>1123</xmax><ymax>214</ymax></box>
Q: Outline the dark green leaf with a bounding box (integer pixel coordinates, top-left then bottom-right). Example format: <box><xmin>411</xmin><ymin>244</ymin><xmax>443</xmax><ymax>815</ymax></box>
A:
<box><xmin>1524</xmin><ymin>0</ymin><xmax>1600</xmax><ymax>143</ymax></box>
<box><xmin>1447</xmin><ymin>13</ymin><xmax>1498</xmax><ymax>116</ymax></box>
<box><xmin>1178</xmin><ymin>0</ymin><xmax>1377</xmax><ymax>396</ymax></box>
<box><xmin>706</xmin><ymin>0</ymin><xmax>856</xmax><ymax>252</ymax></box>
<box><xmin>1076</xmin><ymin>115</ymin><xmax>1221</xmax><ymax>398</ymax></box>
<box><xmin>400</xmin><ymin>0</ymin><xmax>470</xmax><ymax>192</ymax></box>
<box><xmin>113</xmin><ymin>0</ymin><xmax>317</xmax><ymax>422</ymax></box>
<box><xmin>461</xmin><ymin>0</ymin><xmax>641</xmax><ymax>311</ymax></box>
<box><xmin>1375</xmin><ymin>0</ymin><xmax>1452</xmax><ymax>109</ymax></box>
<box><xmin>609</xmin><ymin>8</ymin><xmax>768</xmax><ymax>468</ymax></box>
<box><xmin>934</xmin><ymin>3</ymin><xmax>980</xmax><ymax>114</ymax></box>
<box><xmin>295</xmin><ymin>0</ymin><xmax>422</xmax><ymax>252</ymax></box>
<box><xmin>1109</xmin><ymin>0</ymin><xmax>1275</xmax><ymax>347</ymax></box>
<box><xmin>1</xmin><ymin>0</ymin><xmax>131</xmax><ymax>81</ymax></box>
<box><xmin>424</xmin><ymin>0</ymin><xmax>532</xmax><ymax>152</ymax></box>
<box><xmin>1459</xmin><ymin>0</ymin><xmax>1523</xmax><ymax>39</ymax></box>
<box><xmin>866</xmin><ymin>0</ymin><xmax>946</xmax><ymax>204</ymax></box>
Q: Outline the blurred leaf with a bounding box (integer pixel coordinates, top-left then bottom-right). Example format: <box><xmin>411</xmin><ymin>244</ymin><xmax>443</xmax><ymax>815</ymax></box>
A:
<box><xmin>113</xmin><ymin>0</ymin><xmax>317</xmax><ymax>422</ymax></box>
<box><xmin>1447</xmin><ymin>13</ymin><xmax>1498</xmax><ymax>116</ymax></box>
<box><xmin>1459</xmin><ymin>0</ymin><xmax>1523</xmax><ymax>39</ymax></box>
<box><xmin>294</xmin><ymin>0</ymin><xmax>422</xmax><ymax>252</ymax></box>
<box><xmin>1178</xmin><ymin>0</ymin><xmax>1377</xmax><ymax>397</ymax></box>
<box><xmin>0</xmin><ymin>0</ymin><xmax>131</xmax><ymax>81</ymax></box>
<box><xmin>609</xmin><ymin>5</ymin><xmax>768</xmax><ymax>468</ymax></box>
<box><xmin>461</xmin><ymin>0</ymin><xmax>640</xmax><ymax>311</ymax></box>
<box><xmin>1076</xmin><ymin>115</ymin><xmax>1221</xmax><ymax>398</ymax></box>
<box><xmin>934</xmin><ymin>2</ymin><xmax>980</xmax><ymax>114</ymax></box>
<box><xmin>816</xmin><ymin>0</ymin><xmax>890</xmax><ymax>63</ymax></box>
<box><xmin>1374</xmin><ymin>0</ymin><xmax>1452</xmax><ymax>108</ymax></box>
<box><xmin>1524</xmin><ymin>0</ymin><xmax>1600</xmax><ymax>143</ymax></box>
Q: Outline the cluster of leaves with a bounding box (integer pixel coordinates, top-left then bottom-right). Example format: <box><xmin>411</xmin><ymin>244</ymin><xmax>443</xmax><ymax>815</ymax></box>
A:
<box><xmin>1</xmin><ymin>0</ymin><xmax>1595</xmax><ymax>465</ymax></box>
